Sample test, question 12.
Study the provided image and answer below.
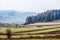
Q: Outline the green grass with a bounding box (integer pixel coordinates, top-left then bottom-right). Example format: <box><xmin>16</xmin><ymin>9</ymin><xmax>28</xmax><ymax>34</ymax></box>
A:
<box><xmin>0</xmin><ymin>25</ymin><xmax>60</xmax><ymax>38</ymax></box>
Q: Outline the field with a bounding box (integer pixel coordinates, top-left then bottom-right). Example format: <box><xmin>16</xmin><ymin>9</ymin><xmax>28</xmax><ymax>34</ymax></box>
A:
<box><xmin>0</xmin><ymin>22</ymin><xmax>60</xmax><ymax>40</ymax></box>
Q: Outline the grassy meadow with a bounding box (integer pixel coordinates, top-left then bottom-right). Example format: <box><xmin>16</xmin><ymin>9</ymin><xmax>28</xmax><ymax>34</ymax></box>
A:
<box><xmin>0</xmin><ymin>22</ymin><xmax>60</xmax><ymax>40</ymax></box>
<box><xmin>0</xmin><ymin>25</ymin><xmax>60</xmax><ymax>39</ymax></box>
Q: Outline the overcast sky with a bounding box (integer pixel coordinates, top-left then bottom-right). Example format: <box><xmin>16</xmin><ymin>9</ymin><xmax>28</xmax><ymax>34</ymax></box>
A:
<box><xmin>0</xmin><ymin>0</ymin><xmax>60</xmax><ymax>12</ymax></box>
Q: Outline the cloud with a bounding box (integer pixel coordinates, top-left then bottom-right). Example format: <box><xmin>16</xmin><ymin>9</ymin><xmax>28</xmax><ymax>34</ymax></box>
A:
<box><xmin>0</xmin><ymin>0</ymin><xmax>60</xmax><ymax>12</ymax></box>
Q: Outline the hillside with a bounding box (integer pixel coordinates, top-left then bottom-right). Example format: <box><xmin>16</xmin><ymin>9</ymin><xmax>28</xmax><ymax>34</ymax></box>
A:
<box><xmin>25</xmin><ymin>10</ymin><xmax>60</xmax><ymax>24</ymax></box>
<box><xmin>0</xmin><ymin>10</ymin><xmax>37</xmax><ymax>24</ymax></box>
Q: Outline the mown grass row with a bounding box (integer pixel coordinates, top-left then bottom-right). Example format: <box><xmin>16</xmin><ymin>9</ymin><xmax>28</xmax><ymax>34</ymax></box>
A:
<box><xmin>11</xmin><ymin>27</ymin><xmax>60</xmax><ymax>35</ymax></box>
<box><xmin>0</xmin><ymin>26</ymin><xmax>60</xmax><ymax>38</ymax></box>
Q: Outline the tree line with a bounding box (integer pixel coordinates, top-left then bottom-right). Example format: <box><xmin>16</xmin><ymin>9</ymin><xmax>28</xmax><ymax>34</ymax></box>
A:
<box><xmin>25</xmin><ymin>10</ymin><xmax>60</xmax><ymax>24</ymax></box>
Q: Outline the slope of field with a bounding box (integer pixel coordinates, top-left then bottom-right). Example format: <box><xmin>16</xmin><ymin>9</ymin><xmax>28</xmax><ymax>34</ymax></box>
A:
<box><xmin>0</xmin><ymin>22</ymin><xmax>60</xmax><ymax>39</ymax></box>
<box><xmin>0</xmin><ymin>25</ymin><xmax>60</xmax><ymax>39</ymax></box>
<box><xmin>29</xmin><ymin>22</ymin><xmax>60</xmax><ymax>26</ymax></box>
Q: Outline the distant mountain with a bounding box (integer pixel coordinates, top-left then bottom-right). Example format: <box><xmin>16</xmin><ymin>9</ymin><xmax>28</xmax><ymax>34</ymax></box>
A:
<box><xmin>0</xmin><ymin>23</ymin><xmax>10</xmax><ymax>27</ymax></box>
<box><xmin>25</xmin><ymin>10</ymin><xmax>60</xmax><ymax>24</ymax></box>
<box><xmin>0</xmin><ymin>10</ymin><xmax>38</xmax><ymax>24</ymax></box>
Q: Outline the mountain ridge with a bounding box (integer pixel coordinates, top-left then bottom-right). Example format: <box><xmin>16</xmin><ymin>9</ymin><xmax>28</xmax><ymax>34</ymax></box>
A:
<box><xmin>0</xmin><ymin>10</ymin><xmax>38</xmax><ymax>24</ymax></box>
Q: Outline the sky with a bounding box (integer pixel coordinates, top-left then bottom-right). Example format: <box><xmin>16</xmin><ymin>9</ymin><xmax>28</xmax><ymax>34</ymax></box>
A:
<box><xmin>0</xmin><ymin>0</ymin><xmax>60</xmax><ymax>12</ymax></box>
<box><xmin>0</xmin><ymin>0</ymin><xmax>60</xmax><ymax>24</ymax></box>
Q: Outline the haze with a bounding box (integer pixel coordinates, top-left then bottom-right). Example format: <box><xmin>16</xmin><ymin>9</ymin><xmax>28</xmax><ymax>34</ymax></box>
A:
<box><xmin>0</xmin><ymin>0</ymin><xmax>60</xmax><ymax>12</ymax></box>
